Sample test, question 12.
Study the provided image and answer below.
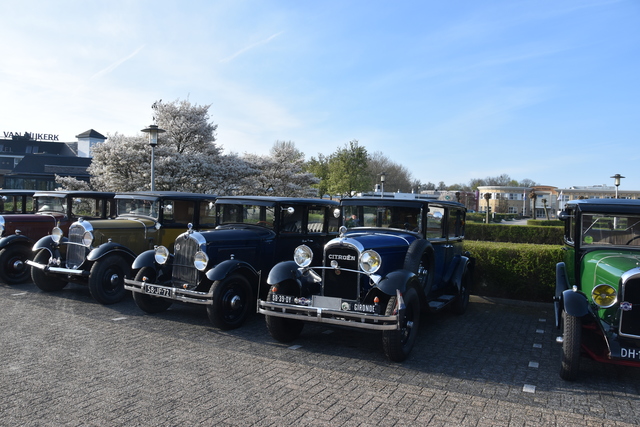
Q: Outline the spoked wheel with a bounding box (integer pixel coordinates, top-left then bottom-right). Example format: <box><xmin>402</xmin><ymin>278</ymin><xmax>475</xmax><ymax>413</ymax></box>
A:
<box><xmin>382</xmin><ymin>287</ymin><xmax>421</xmax><ymax>362</ymax></box>
<box><xmin>88</xmin><ymin>254</ymin><xmax>129</xmax><ymax>305</ymax></box>
<box><xmin>132</xmin><ymin>267</ymin><xmax>172</xmax><ymax>313</ymax></box>
<box><xmin>207</xmin><ymin>274</ymin><xmax>253</xmax><ymax>330</ymax></box>
<box><xmin>31</xmin><ymin>250</ymin><xmax>68</xmax><ymax>292</ymax></box>
<box><xmin>560</xmin><ymin>311</ymin><xmax>582</xmax><ymax>381</ymax></box>
<box><xmin>0</xmin><ymin>246</ymin><xmax>32</xmax><ymax>284</ymax></box>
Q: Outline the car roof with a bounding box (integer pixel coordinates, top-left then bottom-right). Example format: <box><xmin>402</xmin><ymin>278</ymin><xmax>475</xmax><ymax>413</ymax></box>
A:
<box><xmin>114</xmin><ymin>191</ymin><xmax>217</xmax><ymax>201</ymax></box>
<box><xmin>566</xmin><ymin>198</ymin><xmax>640</xmax><ymax>214</ymax></box>
<box><xmin>33</xmin><ymin>190</ymin><xmax>116</xmax><ymax>198</ymax></box>
<box><xmin>341</xmin><ymin>196</ymin><xmax>465</xmax><ymax>208</ymax></box>
<box><xmin>0</xmin><ymin>190</ymin><xmax>36</xmax><ymax>196</ymax></box>
<box><xmin>215</xmin><ymin>196</ymin><xmax>339</xmax><ymax>206</ymax></box>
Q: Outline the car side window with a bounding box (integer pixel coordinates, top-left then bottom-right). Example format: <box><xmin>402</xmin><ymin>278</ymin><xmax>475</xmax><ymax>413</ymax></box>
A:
<box><xmin>307</xmin><ymin>206</ymin><xmax>326</xmax><ymax>233</ymax></box>
<box><xmin>164</xmin><ymin>200</ymin><xmax>194</xmax><ymax>226</ymax></box>
<box><xmin>447</xmin><ymin>208</ymin><xmax>464</xmax><ymax>239</ymax></box>
<box><xmin>427</xmin><ymin>207</ymin><xmax>445</xmax><ymax>239</ymax></box>
<box><xmin>280</xmin><ymin>206</ymin><xmax>304</xmax><ymax>233</ymax></box>
<box><xmin>199</xmin><ymin>201</ymin><xmax>217</xmax><ymax>228</ymax></box>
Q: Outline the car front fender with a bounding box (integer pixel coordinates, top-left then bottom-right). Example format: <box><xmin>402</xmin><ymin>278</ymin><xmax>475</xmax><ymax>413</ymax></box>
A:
<box><xmin>131</xmin><ymin>249</ymin><xmax>159</xmax><ymax>270</ymax></box>
<box><xmin>206</xmin><ymin>259</ymin><xmax>259</xmax><ymax>283</ymax></box>
<box><xmin>87</xmin><ymin>242</ymin><xmax>136</xmax><ymax>263</ymax></box>
<box><xmin>376</xmin><ymin>269</ymin><xmax>416</xmax><ymax>296</ymax></box>
<box><xmin>32</xmin><ymin>235</ymin><xmax>67</xmax><ymax>255</ymax></box>
<box><xmin>0</xmin><ymin>234</ymin><xmax>34</xmax><ymax>250</ymax></box>
<box><xmin>449</xmin><ymin>255</ymin><xmax>472</xmax><ymax>290</ymax></box>
<box><xmin>266</xmin><ymin>261</ymin><xmax>302</xmax><ymax>285</ymax></box>
<box><xmin>562</xmin><ymin>288</ymin><xmax>590</xmax><ymax>318</ymax></box>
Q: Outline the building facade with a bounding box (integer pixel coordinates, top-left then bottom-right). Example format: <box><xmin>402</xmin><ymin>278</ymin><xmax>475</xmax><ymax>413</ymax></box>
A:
<box><xmin>0</xmin><ymin>130</ymin><xmax>105</xmax><ymax>190</ymax></box>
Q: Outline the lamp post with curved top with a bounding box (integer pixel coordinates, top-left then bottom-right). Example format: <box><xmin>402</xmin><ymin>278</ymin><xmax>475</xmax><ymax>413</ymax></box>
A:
<box><xmin>611</xmin><ymin>174</ymin><xmax>625</xmax><ymax>199</ymax></box>
<box><xmin>141</xmin><ymin>124</ymin><xmax>166</xmax><ymax>191</ymax></box>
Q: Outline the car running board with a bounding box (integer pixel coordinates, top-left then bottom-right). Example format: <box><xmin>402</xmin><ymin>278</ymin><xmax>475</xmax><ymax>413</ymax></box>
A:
<box><xmin>428</xmin><ymin>294</ymin><xmax>455</xmax><ymax>311</ymax></box>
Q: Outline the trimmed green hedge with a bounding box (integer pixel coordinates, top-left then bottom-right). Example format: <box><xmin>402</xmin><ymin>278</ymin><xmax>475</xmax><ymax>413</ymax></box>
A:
<box><xmin>464</xmin><ymin>241</ymin><xmax>563</xmax><ymax>302</ymax></box>
<box><xmin>466</xmin><ymin>223</ymin><xmax>564</xmax><ymax>245</ymax></box>
<box><xmin>527</xmin><ymin>219</ymin><xmax>563</xmax><ymax>227</ymax></box>
<box><xmin>467</xmin><ymin>213</ymin><xmax>519</xmax><ymax>223</ymax></box>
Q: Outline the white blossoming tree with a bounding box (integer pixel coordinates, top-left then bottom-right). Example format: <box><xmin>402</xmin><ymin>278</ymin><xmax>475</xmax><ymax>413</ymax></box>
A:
<box><xmin>241</xmin><ymin>141</ymin><xmax>319</xmax><ymax>197</ymax></box>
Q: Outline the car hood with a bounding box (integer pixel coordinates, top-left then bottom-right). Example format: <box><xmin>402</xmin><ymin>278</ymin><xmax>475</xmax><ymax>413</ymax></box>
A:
<box><xmin>582</xmin><ymin>249</ymin><xmax>640</xmax><ymax>290</ymax></box>
<box><xmin>339</xmin><ymin>229</ymin><xmax>418</xmax><ymax>251</ymax></box>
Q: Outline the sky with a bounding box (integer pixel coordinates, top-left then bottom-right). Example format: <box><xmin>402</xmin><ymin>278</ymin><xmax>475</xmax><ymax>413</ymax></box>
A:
<box><xmin>1</xmin><ymin>0</ymin><xmax>639</xmax><ymax>190</ymax></box>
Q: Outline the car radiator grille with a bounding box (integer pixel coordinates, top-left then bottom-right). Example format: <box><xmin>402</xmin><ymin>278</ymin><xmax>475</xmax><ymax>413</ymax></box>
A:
<box><xmin>66</xmin><ymin>224</ymin><xmax>87</xmax><ymax>269</ymax></box>
<box><xmin>620</xmin><ymin>277</ymin><xmax>640</xmax><ymax>338</ymax></box>
<box><xmin>322</xmin><ymin>246</ymin><xmax>360</xmax><ymax>300</ymax></box>
<box><xmin>172</xmin><ymin>236</ymin><xmax>200</xmax><ymax>289</ymax></box>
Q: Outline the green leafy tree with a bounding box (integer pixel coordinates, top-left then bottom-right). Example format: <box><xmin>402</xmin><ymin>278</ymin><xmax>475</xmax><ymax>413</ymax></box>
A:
<box><xmin>326</xmin><ymin>140</ymin><xmax>369</xmax><ymax>197</ymax></box>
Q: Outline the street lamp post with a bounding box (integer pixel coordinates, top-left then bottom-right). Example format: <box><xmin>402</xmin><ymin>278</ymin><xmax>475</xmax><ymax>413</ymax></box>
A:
<box><xmin>611</xmin><ymin>174</ymin><xmax>625</xmax><ymax>199</ymax></box>
<box><xmin>141</xmin><ymin>124</ymin><xmax>166</xmax><ymax>191</ymax></box>
<box><xmin>380</xmin><ymin>172</ymin><xmax>386</xmax><ymax>198</ymax></box>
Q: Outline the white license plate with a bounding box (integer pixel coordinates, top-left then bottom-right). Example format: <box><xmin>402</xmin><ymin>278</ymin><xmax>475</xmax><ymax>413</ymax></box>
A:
<box><xmin>144</xmin><ymin>284</ymin><xmax>171</xmax><ymax>297</ymax></box>
<box><xmin>620</xmin><ymin>347</ymin><xmax>640</xmax><ymax>360</ymax></box>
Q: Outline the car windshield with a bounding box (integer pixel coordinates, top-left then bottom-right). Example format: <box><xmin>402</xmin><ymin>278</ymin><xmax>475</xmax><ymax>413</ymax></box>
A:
<box><xmin>116</xmin><ymin>198</ymin><xmax>160</xmax><ymax>219</ymax></box>
<box><xmin>582</xmin><ymin>213</ymin><xmax>640</xmax><ymax>246</ymax></box>
<box><xmin>218</xmin><ymin>204</ymin><xmax>275</xmax><ymax>229</ymax></box>
<box><xmin>36</xmin><ymin>196</ymin><xmax>67</xmax><ymax>214</ymax></box>
<box><xmin>343</xmin><ymin>205</ymin><xmax>422</xmax><ymax>232</ymax></box>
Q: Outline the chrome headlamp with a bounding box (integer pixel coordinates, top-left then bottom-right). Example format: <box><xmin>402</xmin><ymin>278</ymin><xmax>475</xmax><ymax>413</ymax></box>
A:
<box><xmin>51</xmin><ymin>227</ymin><xmax>64</xmax><ymax>244</ymax></box>
<box><xmin>360</xmin><ymin>250</ymin><xmax>381</xmax><ymax>274</ymax></box>
<box><xmin>154</xmin><ymin>246</ymin><xmax>170</xmax><ymax>265</ymax></box>
<box><xmin>592</xmin><ymin>284</ymin><xmax>617</xmax><ymax>308</ymax></box>
<box><xmin>194</xmin><ymin>251</ymin><xmax>209</xmax><ymax>271</ymax></box>
<box><xmin>294</xmin><ymin>245</ymin><xmax>313</xmax><ymax>268</ymax></box>
<box><xmin>82</xmin><ymin>231</ymin><xmax>94</xmax><ymax>247</ymax></box>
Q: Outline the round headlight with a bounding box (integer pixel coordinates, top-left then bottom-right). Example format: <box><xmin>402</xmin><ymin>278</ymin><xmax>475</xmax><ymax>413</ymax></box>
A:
<box><xmin>194</xmin><ymin>251</ymin><xmax>209</xmax><ymax>271</ymax></box>
<box><xmin>51</xmin><ymin>227</ymin><xmax>64</xmax><ymax>244</ymax></box>
<box><xmin>360</xmin><ymin>250</ymin><xmax>381</xmax><ymax>274</ymax></box>
<box><xmin>592</xmin><ymin>284</ymin><xmax>617</xmax><ymax>308</ymax></box>
<box><xmin>82</xmin><ymin>231</ymin><xmax>94</xmax><ymax>247</ymax></box>
<box><xmin>154</xmin><ymin>246</ymin><xmax>170</xmax><ymax>265</ymax></box>
<box><xmin>294</xmin><ymin>245</ymin><xmax>313</xmax><ymax>268</ymax></box>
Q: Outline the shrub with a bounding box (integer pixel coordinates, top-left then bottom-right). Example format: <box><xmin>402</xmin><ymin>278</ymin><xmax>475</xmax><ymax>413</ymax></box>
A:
<box><xmin>464</xmin><ymin>241</ymin><xmax>563</xmax><ymax>302</ymax></box>
<box><xmin>465</xmin><ymin>223</ymin><xmax>563</xmax><ymax>245</ymax></box>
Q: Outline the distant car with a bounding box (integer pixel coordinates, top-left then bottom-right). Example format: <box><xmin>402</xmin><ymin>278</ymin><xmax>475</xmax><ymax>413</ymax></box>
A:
<box><xmin>124</xmin><ymin>196</ymin><xmax>341</xmax><ymax>329</ymax></box>
<box><xmin>258</xmin><ymin>196</ymin><xmax>474</xmax><ymax>362</ymax></box>
<box><xmin>555</xmin><ymin>198</ymin><xmax>640</xmax><ymax>380</ymax></box>
<box><xmin>0</xmin><ymin>190</ymin><xmax>115</xmax><ymax>284</ymax></box>
<box><xmin>28</xmin><ymin>191</ymin><xmax>217</xmax><ymax>304</ymax></box>
<box><xmin>0</xmin><ymin>190</ymin><xmax>36</xmax><ymax>214</ymax></box>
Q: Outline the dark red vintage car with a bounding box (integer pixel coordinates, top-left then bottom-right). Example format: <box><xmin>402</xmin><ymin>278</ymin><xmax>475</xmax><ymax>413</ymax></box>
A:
<box><xmin>0</xmin><ymin>190</ymin><xmax>115</xmax><ymax>284</ymax></box>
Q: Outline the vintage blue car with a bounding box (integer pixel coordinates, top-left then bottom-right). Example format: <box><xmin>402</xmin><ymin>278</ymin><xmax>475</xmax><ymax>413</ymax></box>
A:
<box><xmin>258</xmin><ymin>196</ymin><xmax>474</xmax><ymax>362</ymax></box>
<box><xmin>124</xmin><ymin>196</ymin><xmax>341</xmax><ymax>330</ymax></box>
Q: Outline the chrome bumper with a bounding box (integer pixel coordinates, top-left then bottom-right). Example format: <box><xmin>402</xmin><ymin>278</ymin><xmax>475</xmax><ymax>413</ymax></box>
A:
<box><xmin>26</xmin><ymin>260</ymin><xmax>88</xmax><ymax>277</ymax></box>
<box><xmin>124</xmin><ymin>278</ymin><xmax>213</xmax><ymax>305</ymax></box>
<box><xmin>257</xmin><ymin>298</ymin><xmax>401</xmax><ymax>331</ymax></box>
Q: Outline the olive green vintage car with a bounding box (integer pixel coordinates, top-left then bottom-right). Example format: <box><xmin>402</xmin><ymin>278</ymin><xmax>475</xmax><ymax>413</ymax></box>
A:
<box><xmin>28</xmin><ymin>191</ymin><xmax>217</xmax><ymax>304</ymax></box>
<box><xmin>556</xmin><ymin>198</ymin><xmax>640</xmax><ymax>380</ymax></box>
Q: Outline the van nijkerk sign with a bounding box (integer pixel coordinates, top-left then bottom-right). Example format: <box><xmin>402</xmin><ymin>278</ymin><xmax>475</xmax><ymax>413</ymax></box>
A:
<box><xmin>3</xmin><ymin>131</ymin><xmax>59</xmax><ymax>141</ymax></box>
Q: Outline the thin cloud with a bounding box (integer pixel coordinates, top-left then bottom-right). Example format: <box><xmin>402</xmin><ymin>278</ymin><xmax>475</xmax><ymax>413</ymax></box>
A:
<box><xmin>220</xmin><ymin>31</ymin><xmax>284</xmax><ymax>63</ymax></box>
<box><xmin>90</xmin><ymin>45</ymin><xmax>146</xmax><ymax>80</ymax></box>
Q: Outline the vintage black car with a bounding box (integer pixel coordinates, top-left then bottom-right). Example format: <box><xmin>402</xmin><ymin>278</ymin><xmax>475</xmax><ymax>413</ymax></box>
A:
<box><xmin>258</xmin><ymin>196</ymin><xmax>474</xmax><ymax>362</ymax></box>
<box><xmin>28</xmin><ymin>191</ymin><xmax>217</xmax><ymax>304</ymax></box>
<box><xmin>556</xmin><ymin>198</ymin><xmax>640</xmax><ymax>380</ymax></box>
<box><xmin>0</xmin><ymin>190</ymin><xmax>115</xmax><ymax>284</ymax></box>
<box><xmin>124</xmin><ymin>196</ymin><xmax>341</xmax><ymax>329</ymax></box>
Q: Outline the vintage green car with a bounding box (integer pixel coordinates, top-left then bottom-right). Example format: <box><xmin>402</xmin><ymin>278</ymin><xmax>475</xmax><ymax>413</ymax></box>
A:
<box><xmin>28</xmin><ymin>191</ymin><xmax>217</xmax><ymax>304</ymax></box>
<box><xmin>556</xmin><ymin>198</ymin><xmax>640</xmax><ymax>380</ymax></box>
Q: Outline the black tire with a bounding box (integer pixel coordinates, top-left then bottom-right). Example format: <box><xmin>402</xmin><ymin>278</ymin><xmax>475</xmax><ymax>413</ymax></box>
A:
<box><xmin>451</xmin><ymin>267</ymin><xmax>471</xmax><ymax>315</ymax></box>
<box><xmin>264</xmin><ymin>288</ymin><xmax>304</xmax><ymax>342</ymax></box>
<box><xmin>382</xmin><ymin>287</ymin><xmax>421</xmax><ymax>362</ymax></box>
<box><xmin>31</xmin><ymin>249</ymin><xmax>68</xmax><ymax>292</ymax></box>
<box><xmin>132</xmin><ymin>267</ymin><xmax>172</xmax><ymax>313</ymax></box>
<box><xmin>88</xmin><ymin>254</ymin><xmax>130</xmax><ymax>305</ymax></box>
<box><xmin>207</xmin><ymin>274</ymin><xmax>253</xmax><ymax>330</ymax></box>
<box><xmin>560</xmin><ymin>311</ymin><xmax>582</xmax><ymax>381</ymax></box>
<box><xmin>0</xmin><ymin>245</ymin><xmax>32</xmax><ymax>284</ymax></box>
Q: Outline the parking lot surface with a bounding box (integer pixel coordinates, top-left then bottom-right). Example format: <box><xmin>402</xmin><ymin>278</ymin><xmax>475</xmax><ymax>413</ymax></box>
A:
<box><xmin>2</xmin><ymin>282</ymin><xmax>640</xmax><ymax>426</ymax></box>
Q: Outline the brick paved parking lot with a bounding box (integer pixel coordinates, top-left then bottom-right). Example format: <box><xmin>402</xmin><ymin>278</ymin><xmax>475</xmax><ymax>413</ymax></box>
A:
<box><xmin>2</xmin><ymin>282</ymin><xmax>640</xmax><ymax>426</ymax></box>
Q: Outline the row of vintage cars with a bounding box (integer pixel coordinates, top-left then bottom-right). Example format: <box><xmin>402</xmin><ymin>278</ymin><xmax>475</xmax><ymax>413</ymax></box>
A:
<box><xmin>3</xmin><ymin>189</ymin><xmax>640</xmax><ymax>379</ymax></box>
